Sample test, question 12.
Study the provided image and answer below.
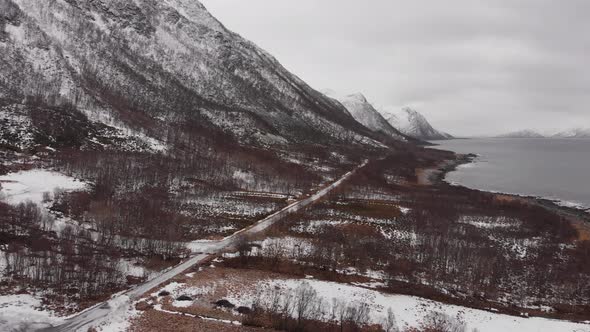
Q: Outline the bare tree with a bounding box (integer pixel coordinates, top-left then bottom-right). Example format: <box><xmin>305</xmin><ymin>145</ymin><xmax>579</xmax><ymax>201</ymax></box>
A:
<box><xmin>383</xmin><ymin>308</ymin><xmax>399</xmax><ymax>332</ymax></box>
<box><xmin>346</xmin><ymin>302</ymin><xmax>370</xmax><ymax>330</ymax></box>
<box><xmin>294</xmin><ymin>282</ymin><xmax>318</xmax><ymax>325</ymax></box>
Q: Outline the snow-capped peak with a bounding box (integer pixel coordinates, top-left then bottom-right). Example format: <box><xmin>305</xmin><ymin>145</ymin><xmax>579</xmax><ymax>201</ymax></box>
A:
<box><xmin>380</xmin><ymin>107</ymin><xmax>453</xmax><ymax>141</ymax></box>
<box><xmin>346</xmin><ymin>93</ymin><xmax>369</xmax><ymax>103</ymax></box>
<box><xmin>322</xmin><ymin>91</ymin><xmax>406</xmax><ymax>141</ymax></box>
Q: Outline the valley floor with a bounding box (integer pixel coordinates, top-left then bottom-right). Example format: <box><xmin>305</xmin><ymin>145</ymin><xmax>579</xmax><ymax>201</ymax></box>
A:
<box><xmin>1</xmin><ymin>148</ymin><xmax>589</xmax><ymax>332</ymax></box>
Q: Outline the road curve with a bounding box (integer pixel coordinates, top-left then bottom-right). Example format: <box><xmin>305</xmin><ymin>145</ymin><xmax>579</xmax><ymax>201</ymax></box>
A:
<box><xmin>41</xmin><ymin>160</ymin><xmax>368</xmax><ymax>332</ymax></box>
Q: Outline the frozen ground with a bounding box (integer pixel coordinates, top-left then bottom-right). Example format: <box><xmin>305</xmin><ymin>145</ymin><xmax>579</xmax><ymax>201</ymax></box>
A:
<box><xmin>0</xmin><ymin>294</ymin><xmax>63</xmax><ymax>331</ymax></box>
<box><xmin>226</xmin><ymin>278</ymin><xmax>590</xmax><ymax>332</ymax></box>
<box><xmin>82</xmin><ymin>295</ymin><xmax>141</xmax><ymax>332</ymax></box>
<box><xmin>0</xmin><ymin>169</ymin><xmax>87</xmax><ymax>205</ymax></box>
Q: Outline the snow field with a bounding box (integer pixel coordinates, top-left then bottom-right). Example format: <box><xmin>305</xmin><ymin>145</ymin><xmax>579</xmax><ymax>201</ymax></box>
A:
<box><xmin>226</xmin><ymin>278</ymin><xmax>590</xmax><ymax>332</ymax></box>
<box><xmin>0</xmin><ymin>169</ymin><xmax>87</xmax><ymax>205</ymax></box>
<box><xmin>0</xmin><ymin>294</ymin><xmax>62</xmax><ymax>331</ymax></box>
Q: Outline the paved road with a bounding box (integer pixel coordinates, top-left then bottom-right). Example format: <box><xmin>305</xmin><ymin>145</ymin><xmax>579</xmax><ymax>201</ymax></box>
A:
<box><xmin>41</xmin><ymin>160</ymin><xmax>367</xmax><ymax>331</ymax></box>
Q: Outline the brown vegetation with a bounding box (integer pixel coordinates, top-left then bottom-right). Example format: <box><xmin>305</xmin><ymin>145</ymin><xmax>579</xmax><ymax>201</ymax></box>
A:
<box><xmin>219</xmin><ymin>148</ymin><xmax>590</xmax><ymax>321</ymax></box>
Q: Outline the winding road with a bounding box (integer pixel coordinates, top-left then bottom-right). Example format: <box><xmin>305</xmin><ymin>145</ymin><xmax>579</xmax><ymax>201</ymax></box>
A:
<box><xmin>41</xmin><ymin>160</ymin><xmax>368</xmax><ymax>332</ymax></box>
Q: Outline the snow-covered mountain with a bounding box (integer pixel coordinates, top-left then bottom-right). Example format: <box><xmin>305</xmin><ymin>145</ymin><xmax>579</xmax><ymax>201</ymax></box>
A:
<box><xmin>496</xmin><ymin>128</ymin><xmax>590</xmax><ymax>139</ymax></box>
<box><xmin>380</xmin><ymin>107</ymin><xmax>453</xmax><ymax>141</ymax></box>
<box><xmin>496</xmin><ymin>130</ymin><xmax>546</xmax><ymax>138</ymax></box>
<box><xmin>553</xmin><ymin>128</ymin><xmax>590</xmax><ymax>138</ymax></box>
<box><xmin>323</xmin><ymin>91</ymin><xmax>407</xmax><ymax>142</ymax></box>
<box><xmin>0</xmin><ymin>0</ymin><xmax>387</xmax><ymax>151</ymax></box>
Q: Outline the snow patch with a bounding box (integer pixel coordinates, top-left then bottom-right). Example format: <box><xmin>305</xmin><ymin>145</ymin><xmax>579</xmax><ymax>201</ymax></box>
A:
<box><xmin>0</xmin><ymin>169</ymin><xmax>87</xmax><ymax>205</ymax></box>
<box><xmin>92</xmin><ymin>295</ymin><xmax>141</xmax><ymax>332</ymax></box>
<box><xmin>172</xmin><ymin>300</ymin><xmax>194</xmax><ymax>308</ymax></box>
<box><xmin>90</xmin><ymin>11</ymin><xmax>109</xmax><ymax>32</ymax></box>
<box><xmin>457</xmin><ymin>216</ymin><xmax>521</xmax><ymax>229</ymax></box>
<box><xmin>79</xmin><ymin>108</ymin><xmax>167</xmax><ymax>153</ymax></box>
<box><xmin>233</xmin><ymin>170</ymin><xmax>255</xmax><ymax>186</ymax></box>
<box><xmin>227</xmin><ymin>278</ymin><xmax>589</xmax><ymax>332</ymax></box>
<box><xmin>291</xmin><ymin>219</ymin><xmax>345</xmax><ymax>234</ymax></box>
<box><xmin>5</xmin><ymin>23</ymin><xmax>26</xmax><ymax>42</ymax></box>
<box><xmin>155</xmin><ymin>25</ymin><xmax>189</xmax><ymax>54</ymax></box>
<box><xmin>0</xmin><ymin>294</ymin><xmax>62</xmax><ymax>331</ymax></box>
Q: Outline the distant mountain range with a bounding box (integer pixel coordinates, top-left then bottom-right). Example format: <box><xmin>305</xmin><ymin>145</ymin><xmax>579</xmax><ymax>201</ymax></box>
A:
<box><xmin>497</xmin><ymin>128</ymin><xmax>590</xmax><ymax>138</ymax></box>
<box><xmin>553</xmin><ymin>128</ymin><xmax>590</xmax><ymax>138</ymax></box>
<box><xmin>323</xmin><ymin>91</ymin><xmax>453</xmax><ymax>141</ymax></box>
<box><xmin>497</xmin><ymin>130</ymin><xmax>546</xmax><ymax>138</ymax></box>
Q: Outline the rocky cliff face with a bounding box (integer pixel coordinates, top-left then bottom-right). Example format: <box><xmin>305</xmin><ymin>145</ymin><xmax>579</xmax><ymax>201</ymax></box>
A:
<box><xmin>0</xmin><ymin>0</ymin><xmax>386</xmax><ymax>151</ymax></box>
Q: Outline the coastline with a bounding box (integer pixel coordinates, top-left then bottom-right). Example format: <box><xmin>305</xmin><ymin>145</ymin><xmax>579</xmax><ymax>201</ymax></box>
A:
<box><xmin>419</xmin><ymin>152</ymin><xmax>477</xmax><ymax>186</ymax></box>
<box><xmin>406</xmin><ymin>152</ymin><xmax>590</xmax><ymax>322</ymax></box>
<box><xmin>433</xmin><ymin>153</ymin><xmax>590</xmax><ymax>239</ymax></box>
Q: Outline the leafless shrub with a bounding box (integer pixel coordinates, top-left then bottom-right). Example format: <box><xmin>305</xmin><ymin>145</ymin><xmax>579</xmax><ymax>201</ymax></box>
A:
<box><xmin>417</xmin><ymin>311</ymin><xmax>467</xmax><ymax>332</ymax></box>
<box><xmin>383</xmin><ymin>308</ymin><xmax>399</xmax><ymax>332</ymax></box>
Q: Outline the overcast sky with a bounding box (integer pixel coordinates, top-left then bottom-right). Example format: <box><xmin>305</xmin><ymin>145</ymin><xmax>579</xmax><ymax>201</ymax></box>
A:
<box><xmin>200</xmin><ymin>0</ymin><xmax>590</xmax><ymax>136</ymax></box>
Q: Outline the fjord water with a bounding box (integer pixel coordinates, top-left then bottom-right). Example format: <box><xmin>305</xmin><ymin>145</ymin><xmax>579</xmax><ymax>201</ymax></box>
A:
<box><xmin>434</xmin><ymin>138</ymin><xmax>590</xmax><ymax>210</ymax></box>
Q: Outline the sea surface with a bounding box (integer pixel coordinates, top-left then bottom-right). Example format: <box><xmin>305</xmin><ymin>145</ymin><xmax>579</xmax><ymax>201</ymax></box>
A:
<box><xmin>433</xmin><ymin>138</ymin><xmax>590</xmax><ymax>210</ymax></box>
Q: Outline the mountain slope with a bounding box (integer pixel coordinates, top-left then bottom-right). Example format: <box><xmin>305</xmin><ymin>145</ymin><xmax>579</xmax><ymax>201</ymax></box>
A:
<box><xmin>381</xmin><ymin>107</ymin><xmax>453</xmax><ymax>141</ymax></box>
<box><xmin>323</xmin><ymin>91</ymin><xmax>407</xmax><ymax>142</ymax></box>
<box><xmin>0</xmin><ymin>0</ymin><xmax>385</xmax><ymax>150</ymax></box>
